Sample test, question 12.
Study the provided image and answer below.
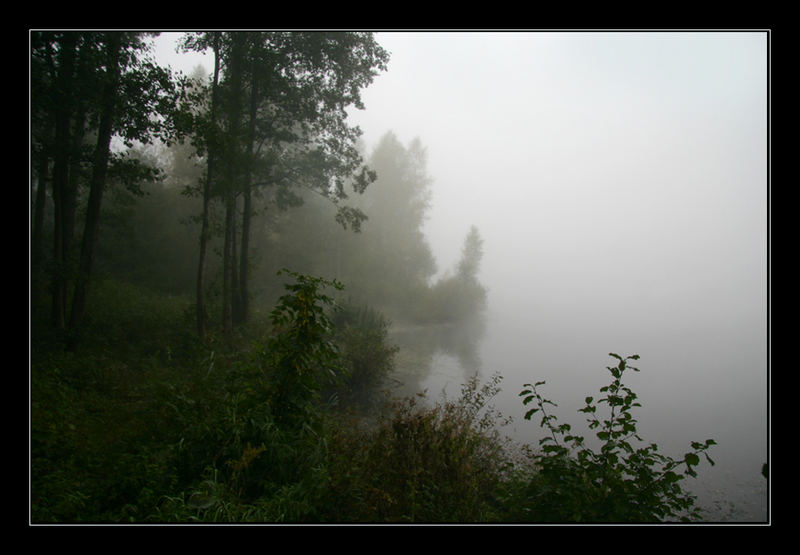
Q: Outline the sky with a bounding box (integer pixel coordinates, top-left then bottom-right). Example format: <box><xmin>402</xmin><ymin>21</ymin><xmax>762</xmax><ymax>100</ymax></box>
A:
<box><xmin>152</xmin><ymin>30</ymin><xmax>768</xmax><ymax>329</ymax></box>
<box><xmin>347</xmin><ymin>32</ymin><xmax>767</xmax><ymax>311</ymax></box>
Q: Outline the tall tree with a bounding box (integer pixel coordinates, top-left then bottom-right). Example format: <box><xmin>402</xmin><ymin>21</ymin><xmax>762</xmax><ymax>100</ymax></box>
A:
<box><xmin>31</xmin><ymin>31</ymin><xmax>186</xmax><ymax>337</ymax></box>
<box><xmin>457</xmin><ymin>225</ymin><xmax>484</xmax><ymax>283</ymax></box>
<box><xmin>350</xmin><ymin>131</ymin><xmax>437</xmax><ymax>311</ymax></box>
<box><xmin>189</xmin><ymin>33</ymin><xmax>221</xmax><ymax>340</ymax></box>
<box><xmin>39</xmin><ymin>32</ymin><xmax>80</xmax><ymax>328</ymax></box>
<box><xmin>182</xmin><ymin>31</ymin><xmax>389</xmax><ymax>337</ymax></box>
<box><xmin>258</xmin><ymin>131</ymin><xmax>439</xmax><ymax>317</ymax></box>
<box><xmin>68</xmin><ymin>32</ymin><xmax>123</xmax><ymax>330</ymax></box>
<box><xmin>429</xmin><ymin>225</ymin><xmax>487</xmax><ymax>322</ymax></box>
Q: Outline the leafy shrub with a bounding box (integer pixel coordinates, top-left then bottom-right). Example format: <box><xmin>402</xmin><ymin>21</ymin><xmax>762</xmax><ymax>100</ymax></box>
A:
<box><xmin>265</xmin><ymin>269</ymin><xmax>347</xmax><ymax>430</ymax></box>
<box><xmin>511</xmin><ymin>353</ymin><xmax>716</xmax><ymax>522</ymax></box>
<box><xmin>331</xmin><ymin>303</ymin><xmax>399</xmax><ymax>404</ymax></box>
<box><xmin>161</xmin><ymin>269</ymin><xmax>349</xmax><ymax>514</ymax></box>
<box><xmin>423</xmin><ymin>274</ymin><xmax>487</xmax><ymax>323</ymax></box>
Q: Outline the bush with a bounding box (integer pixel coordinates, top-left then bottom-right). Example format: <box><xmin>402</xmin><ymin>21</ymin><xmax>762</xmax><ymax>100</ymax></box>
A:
<box><xmin>510</xmin><ymin>353</ymin><xmax>716</xmax><ymax>522</ymax></box>
<box><xmin>331</xmin><ymin>304</ymin><xmax>399</xmax><ymax>404</ymax></box>
<box><xmin>265</xmin><ymin>269</ymin><xmax>347</xmax><ymax>430</ymax></box>
<box><xmin>331</xmin><ymin>373</ymin><xmax>514</xmax><ymax>522</ymax></box>
<box><xmin>423</xmin><ymin>275</ymin><xmax>487</xmax><ymax>323</ymax></box>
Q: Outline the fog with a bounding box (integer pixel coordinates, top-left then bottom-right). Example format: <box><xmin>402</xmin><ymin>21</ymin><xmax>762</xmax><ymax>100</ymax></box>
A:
<box><xmin>153</xmin><ymin>31</ymin><xmax>768</xmax><ymax>521</ymax></box>
<box><xmin>348</xmin><ymin>31</ymin><xmax>768</xmax><ymax>521</ymax></box>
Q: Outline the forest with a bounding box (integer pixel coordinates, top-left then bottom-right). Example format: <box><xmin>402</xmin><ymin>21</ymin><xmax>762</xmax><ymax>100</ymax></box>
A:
<box><xmin>30</xmin><ymin>31</ymin><xmax>717</xmax><ymax>524</ymax></box>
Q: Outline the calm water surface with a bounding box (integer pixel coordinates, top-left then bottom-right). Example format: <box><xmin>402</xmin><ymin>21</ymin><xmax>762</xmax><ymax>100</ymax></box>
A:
<box><xmin>387</xmin><ymin>301</ymin><xmax>769</xmax><ymax>523</ymax></box>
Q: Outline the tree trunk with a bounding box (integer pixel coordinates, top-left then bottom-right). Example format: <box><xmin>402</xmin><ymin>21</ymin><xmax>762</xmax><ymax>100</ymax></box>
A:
<box><xmin>196</xmin><ymin>32</ymin><xmax>221</xmax><ymax>340</ymax></box>
<box><xmin>31</xmin><ymin>148</ymin><xmax>49</xmax><ymax>310</ymax></box>
<box><xmin>231</xmin><ymin>198</ymin><xmax>242</xmax><ymax>325</ymax></box>
<box><xmin>50</xmin><ymin>33</ymin><xmax>77</xmax><ymax>329</ymax></box>
<box><xmin>239</xmin><ymin>186</ymin><xmax>252</xmax><ymax>324</ymax></box>
<box><xmin>60</xmin><ymin>107</ymin><xmax>87</xmax><ymax>309</ymax></box>
<box><xmin>238</xmin><ymin>45</ymin><xmax>260</xmax><ymax>326</ymax></box>
<box><xmin>69</xmin><ymin>32</ymin><xmax>122</xmax><ymax>332</ymax></box>
<box><xmin>222</xmin><ymin>190</ymin><xmax>236</xmax><ymax>336</ymax></box>
<box><xmin>221</xmin><ymin>32</ymin><xmax>246</xmax><ymax>337</ymax></box>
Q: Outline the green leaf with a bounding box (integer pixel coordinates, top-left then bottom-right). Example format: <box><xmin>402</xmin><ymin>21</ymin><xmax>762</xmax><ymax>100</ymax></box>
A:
<box><xmin>585</xmin><ymin>396</ymin><xmax>593</xmax><ymax>404</ymax></box>
<box><xmin>524</xmin><ymin>408</ymin><xmax>539</xmax><ymax>420</ymax></box>
<box><xmin>685</xmin><ymin>453</ymin><xmax>700</xmax><ymax>466</ymax></box>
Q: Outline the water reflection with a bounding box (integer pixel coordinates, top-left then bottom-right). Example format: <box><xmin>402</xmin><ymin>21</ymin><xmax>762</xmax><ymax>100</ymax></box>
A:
<box><xmin>387</xmin><ymin>314</ymin><xmax>487</xmax><ymax>400</ymax></box>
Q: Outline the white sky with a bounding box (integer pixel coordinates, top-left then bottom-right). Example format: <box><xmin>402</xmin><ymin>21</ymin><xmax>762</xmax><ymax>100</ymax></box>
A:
<box><xmin>349</xmin><ymin>32</ymin><xmax>766</xmax><ymax>322</ymax></box>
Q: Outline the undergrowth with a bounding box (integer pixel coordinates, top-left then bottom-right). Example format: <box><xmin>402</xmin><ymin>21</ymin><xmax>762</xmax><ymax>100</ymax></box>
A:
<box><xmin>31</xmin><ymin>275</ymin><xmax>718</xmax><ymax>523</ymax></box>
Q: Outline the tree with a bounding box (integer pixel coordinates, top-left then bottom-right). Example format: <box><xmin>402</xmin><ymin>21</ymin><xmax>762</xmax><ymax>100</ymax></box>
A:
<box><xmin>67</xmin><ymin>32</ymin><xmax>124</xmax><ymax>330</ymax></box>
<box><xmin>181</xmin><ymin>32</ymin><xmax>389</xmax><ymax>338</ymax></box>
<box><xmin>457</xmin><ymin>225</ymin><xmax>484</xmax><ymax>283</ymax></box>
<box><xmin>180</xmin><ymin>33</ymin><xmax>222</xmax><ymax>340</ymax></box>
<box><xmin>253</xmin><ymin>131</ymin><xmax>440</xmax><ymax>318</ymax></box>
<box><xmin>426</xmin><ymin>226</ymin><xmax>487</xmax><ymax>323</ymax></box>
<box><xmin>30</xmin><ymin>31</ymin><xmax>188</xmax><ymax>338</ymax></box>
<box><xmin>342</xmin><ymin>132</ymin><xmax>437</xmax><ymax>313</ymax></box>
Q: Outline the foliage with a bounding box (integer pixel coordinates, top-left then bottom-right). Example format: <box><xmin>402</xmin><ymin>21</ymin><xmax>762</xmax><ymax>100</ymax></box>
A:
<box><xmin>425</xmin><ymin>274</ymin><xmax>487</xmax><ymax>323</ymax></box>
<box><xmin>329</xmin><ymin>374</ymin><xmax>514</xmax><ymax>522</ymax></box>
<box><xmin>178</xmin><ymin>32</ymin><xmax>390</xmax><ymax>335</ymax></box>
<box><xmin>420</xmin><ymin>226</ymin><xmax>487</xmax><ymax>323</ymax></box>
<box><xmin>456</xmin><ymin>225</ymin><xmax>484</xmax><ymax>282</ymax></box>
<box><xmin>148</xmin><ymin>271</ymin><xmax>388</xmax><ymax>521</ymax></box>
<box><xmin>31</xmin><ymin>279</ymin><xmax>722</xmax><ymax>524</ymax></box>
<box><xmin>264</xmin><ymin>269</ymin><xmax>346</xmax><ymax>430</ymax></box>
<box><xmin>331</xmin><ymin>304</ymin><xmax>399</xmax><ymax>405</ymax></box>
<box><xmin>512</xmin><ymin>353</ymin><xmax>716</xmax><ymax>522</ymax></box>
<box><xmin>96</xmin><ymin>141</ymin><xmax>206</xmax><ymax>297</ymax></box>
<box><xmin>315</xmin><ymin>131</ymin><xmax>437</xmax><ymax>316</ymax></box>
<box><xmin>30</xmin><ymin>279</ymin><xmax>199</xmax><ymax>522</ymax></box>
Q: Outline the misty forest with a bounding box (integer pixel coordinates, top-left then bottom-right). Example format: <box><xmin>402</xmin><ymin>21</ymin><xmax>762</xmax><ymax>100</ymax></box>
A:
<box><xmin>30</xmin><ymin>31</ymin><xmax>768</xmax><ymax>524</ymax></box>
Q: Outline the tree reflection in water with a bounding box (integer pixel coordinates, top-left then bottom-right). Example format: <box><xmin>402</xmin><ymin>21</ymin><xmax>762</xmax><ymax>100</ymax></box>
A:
<box><xmin>387</xmin><ymin>313</ymin><xmax>487</xmax><ymax>401</ymax></box>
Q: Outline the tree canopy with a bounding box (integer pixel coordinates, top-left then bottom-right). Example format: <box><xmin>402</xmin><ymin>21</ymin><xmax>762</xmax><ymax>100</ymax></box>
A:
<box><xmin>179</xmin><ymin>32</ymin><xmax>389</xmax><ymax>337</ymax></box>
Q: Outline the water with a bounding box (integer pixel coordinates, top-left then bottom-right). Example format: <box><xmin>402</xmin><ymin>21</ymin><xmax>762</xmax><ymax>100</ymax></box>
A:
<box><xmin>386</xmin><ymin>303</ymin><xmax>769</xmax><ymax>523</ymax></box>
